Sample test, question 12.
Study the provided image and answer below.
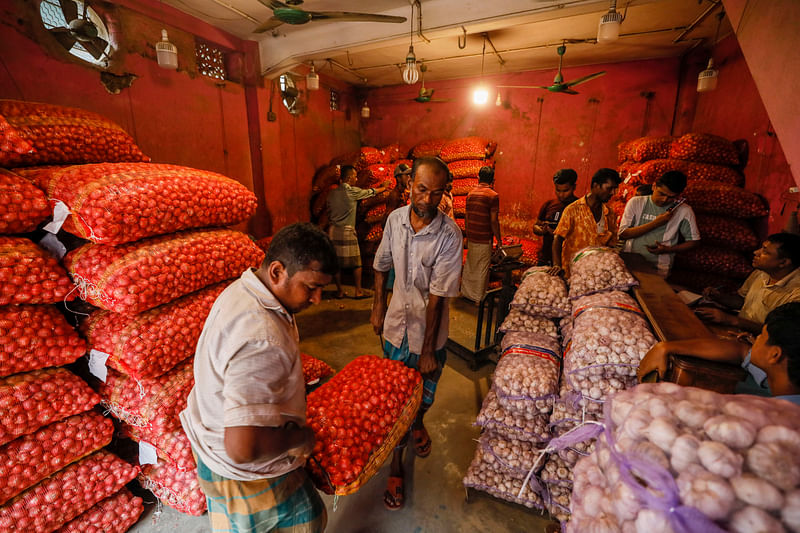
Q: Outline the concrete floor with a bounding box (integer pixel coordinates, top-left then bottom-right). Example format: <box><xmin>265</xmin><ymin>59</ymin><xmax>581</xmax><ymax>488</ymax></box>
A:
<box><xmin>129</xmin><ymin>286</ymin><xmax>557</xmax><ymax>533</ymax></box>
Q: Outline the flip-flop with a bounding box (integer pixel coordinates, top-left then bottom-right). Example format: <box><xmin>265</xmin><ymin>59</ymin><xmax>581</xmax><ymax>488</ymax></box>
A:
<box><xmin>351</xmin><ymin>292</ymin><xmax>372</xmax><ymax>300</ymax></box>
<box><xmin>383</xmin><ymin>476</ymin><xmax>404</xmax><ymax>511</ymax></box>
<box><xmin>412</xmin><ymin>426</ymin><xmax>431</xmax><ymax>458</ymax></box>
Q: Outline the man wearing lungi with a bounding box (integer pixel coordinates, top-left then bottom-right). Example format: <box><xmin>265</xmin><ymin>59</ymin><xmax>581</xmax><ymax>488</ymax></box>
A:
<box><xmin>370</xmin><ymin>157</ymin><xmax>463</xmax><ymax>510</ymax></box>
<box><xmin>180</xmin><ymin>223</ymin><xmax>337</xmax><ymax>532</ymax></box>
<box><xmin>327</xmin><ymin>165</ymin><xmax>392</xmax><ymax>299</ymax></box>
<box><xmin>461</xmin><ymin>166</ymin><xmax>501</xmax><ymax>303</ymax></box>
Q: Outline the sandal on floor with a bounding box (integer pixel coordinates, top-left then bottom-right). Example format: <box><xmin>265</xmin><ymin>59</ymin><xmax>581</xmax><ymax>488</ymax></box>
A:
<box><xmin>412</xmin><ymin>426</ymin><xmax>432</xmax><ymax>458</ymax></box>
<box><xmin>384</xmin><ymin>476</ymin><xmax>404</xmax><ymax>511</ymax></box>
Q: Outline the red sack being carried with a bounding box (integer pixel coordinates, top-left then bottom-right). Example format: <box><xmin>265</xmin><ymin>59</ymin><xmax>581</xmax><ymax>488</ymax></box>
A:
<box><xmin>83</xmin><ymin>282</ymin><xmax>228</xmax><ymax>380</ymax></box>
<box><xmin>306</xmin><ymin>355</ymin><xmax>422</xmax><ymax>495</ymax></box>
<box><xmin>97</xmin><ymin>358</ymin><xmax>193</xmax><ymax>432</ymax></box>
<box><xmin>139</xmin><ymin>461</ymin><xmax>207</xmax><ymax>516</ymax></box>
<box><xmin>411</xmin><ymin>138</ymin><xmax>448</xmax><ymax>159</ymax></box>
<box><xmin>0</xmin><ymin>305</ymin><xmax>86</xmax><ymax>378</ymax></box>
<box><xmin>0</xmin><ymin>367</ymin><xmax>99</xmax><ymax>446</ymax></box>
<box><xmin>683</xmin><ymin>181</ymin><xmax>768</xmax><ymax>218</ymax></box>
<box><xmin>0</xmin><ymin>411</ymin><xmax>113</xmax><ymax>506</ymax></box>
<box><xmin>64</xmin><ymin>228</ymin><xmax>263</xmax><ymax>314</ymax></box>
<box><xmin>669</xmin><ymin>133</ymin><xmax>740</xmax><ymax>166</ymax></box>
<box><xmin>448</xmin><ymin>159</ymin><xmax>493</xmax><ymax>179</ymax></box>
<box><xmin>301</xmin><ymin>352</ymin><xmax>334</xmax><ymax>386</ymax></box>
<box><xmin>0</xmin><ymin>236</ymin><xmax>75</xmax><ymax>305</ymax></box>
<box><xmin>55</xmin><ymin>488</ymin><xmax>144</xmax><ymax>533</ymax></box>
<box><xmin>25</xmin><ymin>163</ymin><xmax>258</xmax><ymax>245</ymax></box>
<box><xmin>122</xmin><ymin>422</ymin><xmax>195</xmax><ymax>472</ymax></box>
<box><xmin>0</xmin><ymin>450</ymin><xmax>138</xmax><ymax>532</ymax></box>
<box><xmin>627</xmin><ymin>136</ymin><xmax>674</xmax><ymax>162</ymax></box>
<box><xmin>674</xmin><ymin>245</ymin><xmax>754</xmax><ymax>279</ymax></box>
<box><xmin>695</xmin><ymin>214</ymin><xmax>760</xmax><ymax>252</ymax></box>
<box><xmin>0</xmin><ymin>169</ymin><xmax>50</xmax><ymax>234</ymax></box>
<box><xmin>451</xmin><ymin>178</ymin><xmax>478</xmax><ymax>196</ymax></box>
<box><xmin>439</xmin><ymin>137</ymin><xmax>493</xmax><ymax>163</ymax></box>
<box><xmin>0</xmin><ymin>100</ymin><xmax>149</xmax><ymax>167</ymax></box>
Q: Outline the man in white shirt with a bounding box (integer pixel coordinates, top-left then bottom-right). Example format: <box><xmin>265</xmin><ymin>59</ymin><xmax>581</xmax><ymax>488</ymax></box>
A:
<box><xmin>619</xmin><ymin>170</ymin><xmax>700</xmax><ymax>277</ymax></box>
<box><xmin>180</xmin><ymin>223</ymin><xmax>337</xmax><ymax>533</ymax></box>
<box><xmin>370</xmin><ymin>157</ymin><xmax>463</xmax><ymax>511</ymax></box>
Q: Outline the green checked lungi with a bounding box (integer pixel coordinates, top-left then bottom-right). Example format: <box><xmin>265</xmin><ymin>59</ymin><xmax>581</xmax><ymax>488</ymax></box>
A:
<box><xmin>195</xmin><ymin>453</ymin><xmax>326</xmax><ymax>533</ymax></box>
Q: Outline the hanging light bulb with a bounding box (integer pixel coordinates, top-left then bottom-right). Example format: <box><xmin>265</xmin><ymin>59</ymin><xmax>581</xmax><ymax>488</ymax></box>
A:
<box><xmin>155</xmin><ymin>29</ymin><xmax>178</xmax><ymax>69</ymax></box>
<box><xmin>473</xmin><ymin>87</ymin><xmax>489</xmax><ymax>105</ymax></box>
<box><xmin>403</xmin><ymin>45</ymin><xmax>419</xmax><ymax>85</ymax></box>
<box><xmin>697</xmin><ymin>58</ymin><xmax>719</xmax><ymax>92</ymax></box>
<box><xmin>597</xmin><ymin>0</ymin><xmax>623</xmax><ymax>44</ymax></box>
<box><xmin>495</xmin><ymin>92</ymin><xmax>502</xmax><ymax>106</ymax></box>
<box><xmin>306</xmin><ymin>63</ymin><xmax>319</xmax><ymax>91</ymax></box>
<box><xmin>361</xmin><ymin>101</ymin><xmax>370</xmax><ymax>118</ymax></box>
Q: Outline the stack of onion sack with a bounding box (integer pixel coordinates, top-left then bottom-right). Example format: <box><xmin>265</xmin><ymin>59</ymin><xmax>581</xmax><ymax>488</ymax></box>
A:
<box><xmin>568</xmin><ymin>382</ymin><xmax>800</xmax><ymax>533</ymax></box>
<box><xmin>0</xmin><ymin>169</ymin><xmax>50</xmax><ymax>234</ymax></box>
<box><xmin>499</xmin><ymin>214</ymin><xmax>542</xmax><ymax>267</ymax></box>
<box><xmin>0</xmin><ymin>369</ymin><xmax>141</xmax><ymax>531</ymax></box>
<box><xmin>464</xmin><ymin>331</ymin><xmax>560</xmax><ymax>511</ymax></box>
<box><xmin>0</xmin><ymin>99</ymin><xmax>150</xmax><ymax>167</ymax></box>
<box><xmin>440</xmin><ymin>137</ymin><xmax>496</xmax><ymax>222</ymax></box>
<box><xmin>305</xmin><ymin>355</ymin><xmax>422</xmax><ymax>494</ymax></box>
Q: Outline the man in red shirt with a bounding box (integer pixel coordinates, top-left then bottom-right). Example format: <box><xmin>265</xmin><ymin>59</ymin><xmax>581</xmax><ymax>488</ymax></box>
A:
<box><xmin>532</xmin><ymin>169</ymin><xmax>579</xmax><ymax>266</ymax></box>
<box><xmin>461</xmin><ymin>166</ymin><xmax>500</xmax><ymax>303</ymax></box>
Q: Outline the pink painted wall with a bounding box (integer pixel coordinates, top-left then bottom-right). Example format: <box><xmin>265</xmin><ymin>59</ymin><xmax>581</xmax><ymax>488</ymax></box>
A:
<box><xmin>361</xmin><ymin>58</ymin><xmax>681</xmax><ymax>219</ymax></box>
<box><xmin>676</xmin><ymin>35</ymin><xmax>795</xmax><ymax>234</ymax></box>
<box><xmin>0</xmin><ymin>0</ymin><xmax>360</xmax><ymax>237</ymax></box>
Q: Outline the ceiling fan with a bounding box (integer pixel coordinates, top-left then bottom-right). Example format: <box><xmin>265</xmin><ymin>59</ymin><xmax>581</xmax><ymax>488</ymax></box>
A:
<box><xmin>499</xmin><ymin>44</ymin><xmax>605</xmax><ymax>95</ymax></box>
<box><xmin>412</xmin><ymin>64</ymin><xmax>450</xmax><ymax>103</ymax></box>
<box><xmin>253</xmin><ymin>1</ymin><xmax>407</xmax><ymax>33</ymax></box>
<box><xmin>48</xmin><ymin>0</ymin><xmax>108</xmax><ymax>60</ymax></box>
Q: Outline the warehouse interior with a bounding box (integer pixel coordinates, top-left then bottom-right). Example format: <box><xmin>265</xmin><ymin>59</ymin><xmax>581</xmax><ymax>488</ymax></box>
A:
<box><xmin>1</xmin><ymin>0</ymin><xmax>800</xmax><ymax>532</ymax></box>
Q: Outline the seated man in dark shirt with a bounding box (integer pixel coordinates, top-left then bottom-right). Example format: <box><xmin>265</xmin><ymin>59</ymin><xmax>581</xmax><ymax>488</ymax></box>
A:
<box><xmin>637</xmin><ymin>302</ymin><xmax>800</xmax><ymax>405</ymax></box>
<box><xmin>532</xmin><ymin>169</ymin><xmax>578</xmax><ymax>265</ymax></box>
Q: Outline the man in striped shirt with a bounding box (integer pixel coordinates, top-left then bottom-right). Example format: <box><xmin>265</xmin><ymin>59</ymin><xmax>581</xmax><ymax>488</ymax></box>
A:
<box><xmin>461</xmin><ymin>166</ymin><xmax>501</xmax><ymax>302</ymax></box>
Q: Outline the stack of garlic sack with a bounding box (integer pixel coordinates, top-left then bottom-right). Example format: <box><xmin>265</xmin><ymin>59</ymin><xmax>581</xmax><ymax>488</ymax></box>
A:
<box><xmin>569</xmin><ymin>382</ymin><xmax>800</xmax><ymax>533</ymax></box>
<box><xmin>463</xmin><ymin>267</ymin><xmax>569</xmax><ymax>509</ymax></box>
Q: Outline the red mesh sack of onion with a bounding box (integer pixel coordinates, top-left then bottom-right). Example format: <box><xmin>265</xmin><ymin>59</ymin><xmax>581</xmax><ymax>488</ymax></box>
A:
<box><xmin>0</xmin><ymin>169</ymin><xmax>50</xmax><ymax>234</ymax></box>
<box><xmin>0</xmin><ymin>411</ymin><xmax>113</xmax><ymax>506</ymax></box>
<box><xmin>97</xmin><ymin>358</ymin><xmax>193</xmax><ymax>432</ymax></box>
<box><xmin>0</xmin><ymin>236</ymin><xmax>76</xmax><ymax>305</ymax></box>
<box><xmin>138</xmin><ymin>460</ymin><xmax>207</xmax><ymax>516</ymax></box>
<box><xmin>509</xmin><ymin>266</ymin><xmax>570</xmax><ymax>318</ymax></box>
<box><xmin>0</xmin><ymin>99</ymin><xmax>149</xmax><ymax>167</ymax></box>
<box><xmin>439</xmin><ymin>137</ymin><xmax>493</xmax><ymax>162</ymax></box>
<box><xmin>0</xmin><ymin>450</ymin><xmax>139</xmax><ymax>532</ymax></box>
<box><xmin>410</xmin><ymin>138</ymin><xmax>448</xmax><ymax>159</ymax></box>
<box><xmin>669</xmin><ymin>132</ymin><xmax>740</xmax><ymax>166</ymax></box>
<box><xmin>64</xmin><ymin>228</ymin><xmax>264</xmax><ymax>314</ymax></box>
<box><xmin>0</xmin><ymin>304</ymin><xmax>86</xmax><ymax>378</ymax></box>
<box><xmin>82</xmin><ymin>282</ymin><xmax>229</xmax><ymax>381</ymax></box>
<box><xmin>568</xmin><ymin>247</ymin><xmax>638</xmax><ymax>299</ymax></box>
<box><xmin>0</xmin><ymin>367</ymin><xmax>100</xmax><ymax>446</ymax></box>
<box><xmin>55</xmin><ymin>487</ymin><xmax>144</xmax><ymax>533</ymax></box>
<box><xmin>26</xmin><ymin>163</ymin><xmax>258</xmax><ymax>244</ymax></box>
<box><xmin>566</xmin><ymin>382</ymin><xmax>800</xmax><ymax>533</ymax></box>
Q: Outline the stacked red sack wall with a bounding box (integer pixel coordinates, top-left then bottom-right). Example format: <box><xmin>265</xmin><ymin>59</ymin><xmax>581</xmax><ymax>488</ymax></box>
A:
<box><xmin>615</xmin><ymin>133</ymin><xmax>765</xmax><ymax>287</ymax></box>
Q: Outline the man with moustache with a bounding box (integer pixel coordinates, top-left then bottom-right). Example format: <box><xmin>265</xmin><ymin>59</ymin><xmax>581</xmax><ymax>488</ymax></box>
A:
<box><xmin>370</xmin><ymin>157</ymin><xmax>463</xmax><ymax>511</ymax></box>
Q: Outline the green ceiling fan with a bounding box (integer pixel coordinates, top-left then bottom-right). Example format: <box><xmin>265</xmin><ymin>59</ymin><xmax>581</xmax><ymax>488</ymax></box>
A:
<box><xmin>499</xmin><ymin>44</ymin><xmax>606</xmax><ymax>95</ymax></box>
<box><xmin>413</xmin><ymin>64</ymin><xmax>451</xmax><ymax>103</ymax></box>
<box><xmin>253</xmin><ymin>0</ymin><xmax>407</xmax><ymax>33</ymax></box>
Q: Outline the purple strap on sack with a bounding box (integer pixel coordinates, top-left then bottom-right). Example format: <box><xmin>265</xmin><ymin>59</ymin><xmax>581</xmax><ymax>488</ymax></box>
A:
<box><xmin>600</xmin><ymin>402</ymin><xmax>728</xmax><ymax>533</ymax></box>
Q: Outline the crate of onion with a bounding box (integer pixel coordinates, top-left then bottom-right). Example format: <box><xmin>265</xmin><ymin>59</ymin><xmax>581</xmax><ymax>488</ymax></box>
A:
<box><xmin>305</xmin><ymin>355</ymin><xmax>422</xmax><ymax>495</ymax></box>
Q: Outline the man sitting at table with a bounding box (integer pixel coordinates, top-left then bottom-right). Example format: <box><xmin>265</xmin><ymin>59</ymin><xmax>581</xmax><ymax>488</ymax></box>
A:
<box><xmin>637</xmin><ymin>302</ymin><xmax>800</xmax><ymax>405</ymax></box>
<box><xmin>697</xmin><ymin>232</ymin><xmax>800</xmax><ymax>333</ymax></box>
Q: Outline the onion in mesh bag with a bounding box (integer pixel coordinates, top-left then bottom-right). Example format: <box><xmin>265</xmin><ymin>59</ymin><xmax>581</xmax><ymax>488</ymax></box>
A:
<box><xmin>475</xmin><ymin>388</ymin><xmax>550</xmax><ymax>443</ymax></box>
<box><xmin>568</xmin><ymin>247</ymin><xmax>638</xmax><ymax>299</ymax></box>
<box><xmin>495</xmin><ymin>332</ymin><xmax>562</xmax><ymax>415</ymax></box>
<box><xmin>510</xmin><ymin>266</ymin><xmax>570</xmax><ymax>318</ymax></box>
<box><xmin>499</xmin><ymin>308</ymin><xmax>558</xmax><ymax>339</ymax></box>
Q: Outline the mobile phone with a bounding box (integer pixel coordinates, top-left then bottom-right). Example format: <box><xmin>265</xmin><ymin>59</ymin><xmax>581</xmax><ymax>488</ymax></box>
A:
<box><xmin>668</xmin><ymin>198</ymin><xmax>686</xmax><ymax>212</ymax></box>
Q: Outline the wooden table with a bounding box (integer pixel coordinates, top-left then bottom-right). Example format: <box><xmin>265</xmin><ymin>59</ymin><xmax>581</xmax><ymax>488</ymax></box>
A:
<box><xmin>622</xmin><ymin>253</ymin><xmax>746</xmax><ymax>393</ymax></box>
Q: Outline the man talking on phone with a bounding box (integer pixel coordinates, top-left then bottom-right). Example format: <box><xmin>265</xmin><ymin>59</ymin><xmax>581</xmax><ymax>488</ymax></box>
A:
<box><xmin>619</xmin><ymin>171</ymin><xmax>700</xmax><ymax>277</ymax></box>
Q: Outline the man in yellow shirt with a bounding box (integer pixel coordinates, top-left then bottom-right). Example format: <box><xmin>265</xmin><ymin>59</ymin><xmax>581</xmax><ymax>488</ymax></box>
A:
<box><xmin>698</xmin><ymin>233</ymin><xmax>800</xmax><ymax>333</ymax></box>
<box><xmin>550</xmin><ymin>168</ymin><xmax>621</xmax><ymax>277</ymax></box>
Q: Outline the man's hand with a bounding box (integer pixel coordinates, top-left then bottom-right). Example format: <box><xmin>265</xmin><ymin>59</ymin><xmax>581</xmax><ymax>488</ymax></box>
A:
<box><xmin>547</xmin><ymin>265</ymin><xmax>564</xmax><ymax>277</ymax></box>
<box><xmin>418</xmin><ymin>350</ymin><xmax>439</xmax><ymax>376</ymax></box>
<box><xmin>370</xmin><ymin>303</ymin><xmax>386</xmax><ymax>336</ymax></box>
<box><xmin>381</xmin><ymin>180</ymin><xmax>393</xmax><ymax>188</ymax></box>
<box><xmin>695</xmin><ymin>306</ymin><xmax>734</xmax><ymax>326</ymax></box>
<box><xmin>702</xmin><ymin>286</ymin><xmax>721</xmax><ymax>301</ymax></box>
<box><xmin>645</xmin><ymin>242</ymin><xmax>672</xmax><ymax>254</ymax></box>
<box><xmin>637</xmin><ymin>342</ymin><xmax>670</xmax><ymax>381</ymax></box>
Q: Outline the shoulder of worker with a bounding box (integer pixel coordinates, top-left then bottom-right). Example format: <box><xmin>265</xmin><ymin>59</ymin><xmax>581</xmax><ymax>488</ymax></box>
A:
<box><xmin>385</xmin><ymin>204</ymin><xmax>411</xmax><ymax>226</ymax></box>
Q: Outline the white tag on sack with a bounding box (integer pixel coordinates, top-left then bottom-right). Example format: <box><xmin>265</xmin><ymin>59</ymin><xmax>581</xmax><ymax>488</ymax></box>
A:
<box><xmin>38</xmin><ymin>233</ymin><xmax>67</xmax><ymax>260</ymax></box>
<box><xmin>87</xmin><ymin>349</ymin><xmax>110</xmax><ymax>382</ymax></box>
<box><xmin>43</xmin><ymin>201</ymin><xmax>70</xmax><ymax>234</ymax></box>
<box><xmin>139</xmin><ymin>441</ymin><xmax>159</xmax><ymax>466</ymax></box>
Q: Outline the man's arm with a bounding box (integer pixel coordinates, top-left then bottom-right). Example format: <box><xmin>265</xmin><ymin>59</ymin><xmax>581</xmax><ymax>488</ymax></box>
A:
<box><xmin>418</xmin><ymin>294</ymin><xmax>446</xmax><ymax>375</ymax></box>
<box><xmin>702</xmin><ymin>288</ymin><xmax>745</xmax><ymax>310</ymax></box>
<box><xmin>370</xmin><ymin>269</ymin><xmax>389</xmax><ymax>335</ymax></box>
<box><xmin>490</xmin><ymin>206</ymin><xmax>501</xmax><ymax>248</ymax></box>
<box><xmin>549</xmin><ymin>234</ymin><xmax>565</xmax><ymax>275</ymax></box>
<box><xmin>637</xmin><ymin>338</ymin><xmax>749</xmax><ymax>381</ymax></box>
<box><xmin>619</xmin><ymin>210</ymin><xmax>675</xmax><ymax>240</ymax></box>
<box><xmin>532</xmin><ymin>203</ymin><xmax>551</xmax><ymax>236</ymax></box>
<box><xmin>225</xmin><ymin>424</ymin><xmax>314</xmax><ymax>464</ymax></box>
<box><xmin>694</xmin><ymin>306</ymin><xmax>762</xmax><ymax>334</ymax></box>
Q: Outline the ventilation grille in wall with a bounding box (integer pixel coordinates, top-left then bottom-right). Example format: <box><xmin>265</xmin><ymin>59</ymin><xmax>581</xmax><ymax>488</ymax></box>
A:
<box><xmin>196</xmin><ymin>43</ymin><xmax>226</xmax><ymax>81</ymax></box>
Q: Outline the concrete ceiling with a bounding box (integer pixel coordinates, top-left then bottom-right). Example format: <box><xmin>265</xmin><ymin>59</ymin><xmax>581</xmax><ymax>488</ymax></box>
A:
<box><xmin>163</xmin><ymin>0</ymin><xmax>731</xmax><ymax>86</ymax></box>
